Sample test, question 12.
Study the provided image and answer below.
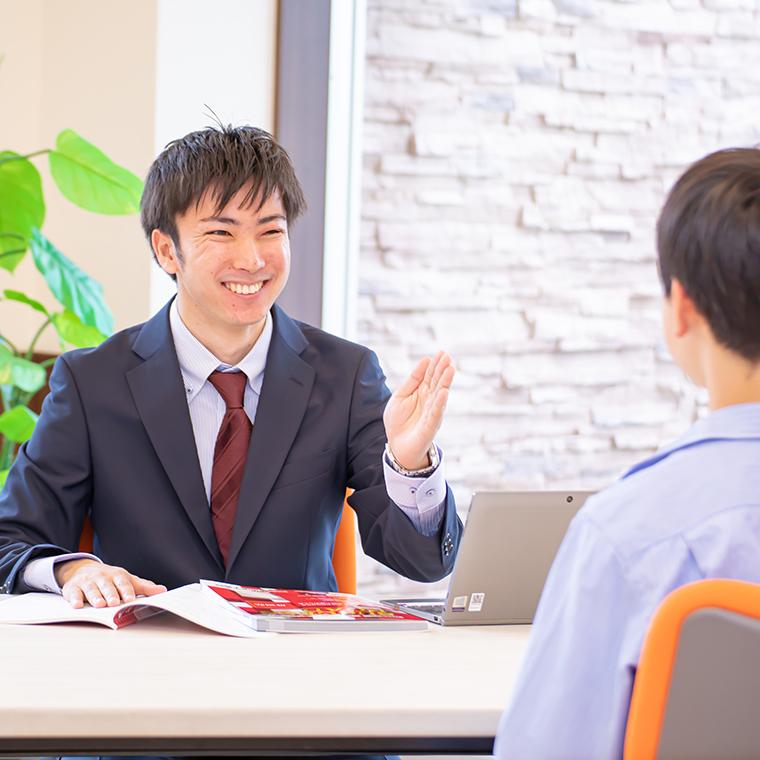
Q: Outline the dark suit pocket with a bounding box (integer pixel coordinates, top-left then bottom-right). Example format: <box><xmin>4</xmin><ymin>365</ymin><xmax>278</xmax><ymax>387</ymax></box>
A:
<box><xmin>272</xmin><ymin>447</ymin><xmax>338</xmax><ymax>490</ymax></box>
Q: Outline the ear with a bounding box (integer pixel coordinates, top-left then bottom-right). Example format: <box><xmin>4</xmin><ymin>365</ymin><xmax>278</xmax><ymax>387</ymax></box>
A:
<box><xmin>669</xmin><ymin>278</ymin><xmax>700</xmax><ymax>338</ymax></box>
<box><xmin>151</xmin><ymin>229</ymin><xmax>181</xmax><ymax>276</ymax></box>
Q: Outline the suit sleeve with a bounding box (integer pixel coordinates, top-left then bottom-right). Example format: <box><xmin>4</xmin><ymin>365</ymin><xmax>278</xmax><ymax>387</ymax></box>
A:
<box><xmin>344</xmin><ymin>349</ymin><xmax>462</xmax><ymax>582</ymax></box>
<box><xmin>0</xmin><ymin>355</ymin><xmax>92</xmax><ymax>593</ymax></box>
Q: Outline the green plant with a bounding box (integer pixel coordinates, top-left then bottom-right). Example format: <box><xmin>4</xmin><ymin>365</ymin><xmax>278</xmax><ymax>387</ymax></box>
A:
<box><xmin>0</xmin><ymin>129</ymin><xmax>143</xmax><ymax>485</ymax></box>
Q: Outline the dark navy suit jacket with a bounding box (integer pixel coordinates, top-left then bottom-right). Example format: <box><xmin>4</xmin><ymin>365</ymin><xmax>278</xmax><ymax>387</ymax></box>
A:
<box><xmin>0</xmin><ymin>301</ymin><xmax>462</xmax><ymax>594</ymax></box>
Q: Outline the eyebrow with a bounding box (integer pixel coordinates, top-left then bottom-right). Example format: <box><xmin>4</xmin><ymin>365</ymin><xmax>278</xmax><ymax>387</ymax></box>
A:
<box><xmin>199</xmin><ymin>215</ymin><xmax>239</xmax><ymax>225</ymax></box>
<box><xmin>198</xmin><ymin>214</ymin><xmax>287</xmax><ymax>226</ymax></box>
<box><xmin>257</xmin><ymin>214</ymin><xmax>288</xmax><ymax>226</ymax></box>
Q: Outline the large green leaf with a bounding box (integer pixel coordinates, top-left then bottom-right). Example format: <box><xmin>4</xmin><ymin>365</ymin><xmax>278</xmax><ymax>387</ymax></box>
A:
<box><xmin>49</xmin><ymin>129</ymin><xmax>143</xmax><ymax>215</ymax></box>
<box><xmin>52</xmin><ymin>309</ymin><xmax>107</xmax><ymax>348</ymax></box>
<box><xmin>0</xmin><ymin>469</ymin><xmax>8</xmax><ymax>488</ymax></box>
<box><xmin>0</xmin><ymin>345</ymin><xmax>47</xmax><ymax>394</ymax></box>
<box><xmin>0</xmin><ymin>405</ymin><xmax>38</xmax><ymax>444</ymax></box>
<box><xmin>29</xmin><ymin>229</ymin><xmax>113</xmax><ymax>335</ymax></box>
<box><xmin>2</xmin><ymin>289</ymin><xmax>49</xmax><ymax>316</ymax></box>
<box><xmin>0</xmin><ymin>152</ymin><xmax>45</xmax><ymax>272</ymax></box>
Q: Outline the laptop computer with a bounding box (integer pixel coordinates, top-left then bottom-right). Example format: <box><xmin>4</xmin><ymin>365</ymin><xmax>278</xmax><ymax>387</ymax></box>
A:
<box><xmin>383</xmin><ymin>490</ymin><xmax>594</xmax><ymax>625</ymax></box>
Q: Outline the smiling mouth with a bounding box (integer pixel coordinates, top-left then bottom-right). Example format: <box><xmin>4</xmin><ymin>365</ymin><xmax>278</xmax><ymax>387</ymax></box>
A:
<box><xmin>223</xmin><ymin>281</ymin><xmax>265</xmax><ymax>295</ymax></box>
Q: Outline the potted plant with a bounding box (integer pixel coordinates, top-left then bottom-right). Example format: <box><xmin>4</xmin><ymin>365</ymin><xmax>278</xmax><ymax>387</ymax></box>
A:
<box><xmin>0</xmin><ymin>128</ymin><xmax>143</xmax><ymax>485</ymax></box>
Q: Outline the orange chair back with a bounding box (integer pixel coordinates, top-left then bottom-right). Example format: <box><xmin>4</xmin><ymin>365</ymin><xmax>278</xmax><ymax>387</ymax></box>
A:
<box><xmin>77</xmin><ymin>498</ymin><xmax>358</xmax><ymax>595</ymax></box>
<box><xmin>78</xmin><ymin>517</ymin><xmax>94</xmax><ymax>554</ymax></box>
<box><xmin>624</xmin><ymin>579</ymin><xmax>760</xmax><ymax>760</ymax></box>
<box><xmin>332</xmin><ymin>499</ymin><xmax>357</xmax><ymax>594</ymax></box>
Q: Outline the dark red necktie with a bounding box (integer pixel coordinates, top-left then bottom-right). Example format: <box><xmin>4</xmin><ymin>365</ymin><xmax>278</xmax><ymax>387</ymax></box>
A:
<box><xmin>208</xmin><ymin>370</ymin><xmax>252</xmax><ymax>566</ymax></box>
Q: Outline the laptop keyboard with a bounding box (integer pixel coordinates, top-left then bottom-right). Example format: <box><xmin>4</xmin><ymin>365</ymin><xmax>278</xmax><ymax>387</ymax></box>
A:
<box><xmin>408</xmin><ymin>602</ymin><xmax>445</xmax><ymax>614</ymax></box>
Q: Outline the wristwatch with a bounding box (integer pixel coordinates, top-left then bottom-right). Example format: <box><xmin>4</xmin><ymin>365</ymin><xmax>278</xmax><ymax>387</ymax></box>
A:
<box><xmin>384</xmin><ymin>443</ymin><xmax>440</xmax><ymax>478</ymax></box>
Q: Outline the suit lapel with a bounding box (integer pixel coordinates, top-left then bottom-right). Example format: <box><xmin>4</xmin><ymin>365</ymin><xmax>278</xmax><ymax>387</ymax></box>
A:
<box><xmin>125</xmin><ymin>302</ymin><xmax>223</xmax><ymax>568</ymax></box>
<box><xmin>227</xmin><ymin>306</ymin><xmax>315</xmax><ymax>570</ymax></box>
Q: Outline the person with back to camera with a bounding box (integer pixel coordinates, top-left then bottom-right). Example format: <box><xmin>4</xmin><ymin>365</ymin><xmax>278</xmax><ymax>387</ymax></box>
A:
<box><xmin>495</xmin><ymin>147</ymin><xmax>760</xmax><ymax>759</ymax></box>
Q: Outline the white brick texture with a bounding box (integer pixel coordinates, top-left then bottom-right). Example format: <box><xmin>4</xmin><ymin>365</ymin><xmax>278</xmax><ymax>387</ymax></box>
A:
<box><xmin>357</xmin><ymin>0</ymin><xmax>760</xmax><ymax>596</ymax></box>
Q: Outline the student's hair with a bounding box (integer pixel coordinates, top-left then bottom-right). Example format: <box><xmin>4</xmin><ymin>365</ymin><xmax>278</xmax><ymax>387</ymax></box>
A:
<box><xmin>657</xmin><ymin>147</ymin><xmax>760</xmax><ymax>361</ymax></box>
<box><xmin>140</xmin><ymin>124</ymin><xmax>306</xmax><ymax>266</ymax></box>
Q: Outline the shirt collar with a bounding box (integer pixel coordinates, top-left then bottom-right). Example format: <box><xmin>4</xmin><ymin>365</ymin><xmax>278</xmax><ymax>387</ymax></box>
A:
<box><xmin>623</xmin><ymin>402</ymin><xmax>760</xmax><ymax>479</ymax></box>
<box><xmin>169</xmin><ymin>299</ymin><xmax>272</xmax><ymax>403</ymax></box>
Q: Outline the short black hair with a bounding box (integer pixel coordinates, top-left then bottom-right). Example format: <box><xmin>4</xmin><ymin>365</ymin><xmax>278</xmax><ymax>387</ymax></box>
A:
<box><xmin>141</xmin><ymin>124</ymin><xmax>306</xmax><ymax>264</ymax></box>
<box><xmin>657</xmin><ymin>147</ymin><xmax>760</xmax><ymax>361</ymax></box>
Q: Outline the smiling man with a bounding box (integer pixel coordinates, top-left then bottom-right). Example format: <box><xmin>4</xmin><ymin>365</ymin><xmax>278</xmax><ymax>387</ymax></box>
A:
<box><xmin>0</xmin><ymin>125</ymin><xmax>462</xmax><ymax>614</ymax></box>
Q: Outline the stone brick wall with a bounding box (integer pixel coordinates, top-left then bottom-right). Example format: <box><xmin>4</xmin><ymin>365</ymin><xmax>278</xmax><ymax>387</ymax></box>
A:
<box><xmin>356</xmin><ymin>0</ymin><xmax>760</xmax><ymax>595</ymax></box>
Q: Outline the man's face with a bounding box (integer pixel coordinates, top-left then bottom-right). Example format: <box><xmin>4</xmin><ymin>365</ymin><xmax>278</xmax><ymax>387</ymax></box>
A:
<box><xmin>154</xmin><ymin>185</ymin><xmax>290</xmax><ymax>341</ymax></box>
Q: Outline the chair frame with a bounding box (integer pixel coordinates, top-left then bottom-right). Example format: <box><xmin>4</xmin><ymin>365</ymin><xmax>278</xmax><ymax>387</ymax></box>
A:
<box><xmin>624</xmin><ymin>579</ymin><xmax>760</xmax><ymax>760</ymax></box>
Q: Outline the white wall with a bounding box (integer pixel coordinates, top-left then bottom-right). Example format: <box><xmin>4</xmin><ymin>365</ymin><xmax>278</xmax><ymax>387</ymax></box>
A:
<box><xmin>357</xmin><ymin>0</ymin><xmax>760</xmax><ymax>595</ymax></box>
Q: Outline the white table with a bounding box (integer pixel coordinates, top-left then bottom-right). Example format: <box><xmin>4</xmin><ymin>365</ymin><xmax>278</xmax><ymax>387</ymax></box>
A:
<box><xmin>0</xmin><ymin>612</ymin><xmax>529</xmax><ymax>755</ymax></box>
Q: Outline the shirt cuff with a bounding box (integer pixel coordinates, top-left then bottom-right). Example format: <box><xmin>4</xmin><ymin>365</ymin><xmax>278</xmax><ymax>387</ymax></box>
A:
<box><xmin>22</xmin><ymin>552</ymin><xmax>102</xmax><ymax>594</ymax></box>
<box><xmin>396</xmin><ymin>501</ymin><xmax>445</xmax><ymax>536</ymax></box>
<box><xmin>384</xmin><ymin>446</ymin><xmax>447</xmax><ymax>536</ymax></box>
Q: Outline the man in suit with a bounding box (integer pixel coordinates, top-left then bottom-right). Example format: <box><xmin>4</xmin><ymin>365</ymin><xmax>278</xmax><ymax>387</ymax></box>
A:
<box><xmin>0</xmin><ymin>125</ymin><xmax>462</xmax><ymax>607</ymax></box>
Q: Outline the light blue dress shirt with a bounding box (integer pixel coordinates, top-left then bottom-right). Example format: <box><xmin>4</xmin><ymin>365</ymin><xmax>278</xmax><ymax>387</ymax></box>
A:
<box><xmin>170</xmin><ymin>301</ymin><xmax>272</xmax><ymax>502</ymax></box>
<box><xmin>23</xmin><ymin>302</ymin><xmax>445</xmax><ymax>592</ymax></box>
<box><xmin>494</xmin><ymin>402</ymin><xmax>760</xmax><ymax>760</ymax></box>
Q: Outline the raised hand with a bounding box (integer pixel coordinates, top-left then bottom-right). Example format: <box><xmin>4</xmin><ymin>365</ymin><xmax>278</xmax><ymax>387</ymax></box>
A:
<box><xmin>383</xmin><ymin>351</ymin><xmax>455</xmax><ymax>471</ymax></box>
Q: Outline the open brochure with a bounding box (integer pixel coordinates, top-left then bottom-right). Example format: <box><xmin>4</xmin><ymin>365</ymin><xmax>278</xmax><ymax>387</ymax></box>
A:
<box><xmin>200</xmin><ymin>579</ymin><xmax>428</xmax><ymax>632</ymax></box>
<box><xmin>0</xmin><ymin>581</ymin><xmax>427</xmax><ymax>634</ymax></box>
<box><xmin>0</xmin><ymin>583</ymin><xmax>268</xmax><ymax>637</ymax></box>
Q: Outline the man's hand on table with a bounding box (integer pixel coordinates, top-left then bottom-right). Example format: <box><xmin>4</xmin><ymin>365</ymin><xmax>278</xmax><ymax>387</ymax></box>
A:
<box><xmin>54</xmin><ymin>559</ymin><xmax>167</xmax><ymax>609</ymax></box>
